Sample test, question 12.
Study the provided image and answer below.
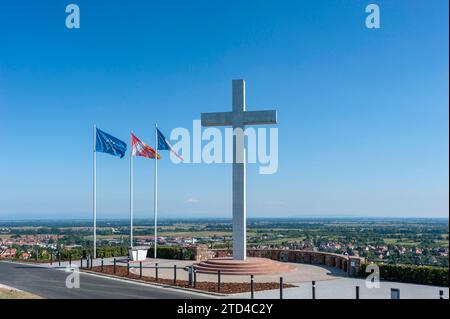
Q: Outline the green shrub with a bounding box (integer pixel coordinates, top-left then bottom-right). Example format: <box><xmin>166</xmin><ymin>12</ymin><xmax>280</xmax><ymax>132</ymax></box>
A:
<box><xmin>146</xmin><ymin>246</ymin><xmax>196</xmax><ymax>260</ymax></box>
<box><xmin>360</xmin><ymin>263</ymin><xmax>448</xmax><ymax>287</ymax></box>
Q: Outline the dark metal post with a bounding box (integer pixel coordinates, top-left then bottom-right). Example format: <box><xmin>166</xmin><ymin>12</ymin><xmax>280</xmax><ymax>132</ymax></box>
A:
<box><xmin>391</xmin><ymin>288</ymin><xmax>400</xmax><ymax>299</ymax></box>
<box><xmin>439</xmin><ymin>290</ymin><xmax>444</xmax><ymax>299</ymax></box>
<box><xmin>58</xmin><ymin>253</ymin><xmax>61</xmax><ymax>266</ymax></box>
<box><xmin>127</xmin><ymin>261</ymin><xmax>130</xmax><ymax>275</ymax></box>
<box><xmin>90</xmin><ymin>255</ymin><xmax>93</xmax><ymax>269</ymax></box>
<box><xmin>188</xmin><ymin>266</ymin><xmax>193</xmax><ymax>287</ymax></box>
<box><xmin>101</xmin><ymin>257</ymin><xmax>104</xmax><ymax>272</ymax></box>
<box><xmin>218</xmin><ymin>270</ymin><xmax>221</xmax><ymax>292</ymax></box>
<box><xmin>140</xmin><ymin>261</ymin><xmax>143</xmax><ymax>278</ymax></box>
<box><xmin>312</xmin><ymin>281</ymin><xmax>316</xmax><ymax>299</ymax></box>
<box><xmin>87</xmin><ymin>256</ymin><xmax>90</xmax><ymax>269</ymax></box>
<box><xmin>50</xmin><ymin>253</ymin><xmax>53</xmax><ymax>265</ymax></box>
<box><xmin>280</xmin><ymin>277</ymin><xmax>283</xmax><ymax>299</ymax></box>
<box><xmin>69</xmin><ymin>255</ymin><xmax>72</xmax><ymax>266</ymax></box>
<box><xmin>194</xmin><ymin>268</ymin><xmax>197</xmax><ymax>288</ymax></box>
<box><xmin>80</xmin><ymin>258</ymin><xmax>83</xmax><ymax>269</ymax></box>
<box><xmin>113</xmin><ymin>258</ymin><xmax>116</xmax><ymax>274</ymax></box>
<box><xmin>250</xmin><ymin>274</ymin><xmax>254</xmax><ymax>299</ymax></box>
<box><xmin>356</xmin><ymin>286</ymin><xmax>360</xmax><ymax>299</ymax></box>
<box><xmin>155</xmin><ymin>263</ymin><xmax>159</xmax><ymax>281</ymax></box>
<box><xmin>173</xmin><ymin>265</ymin><xmax>177</xmax><ymax>285</ymax></box>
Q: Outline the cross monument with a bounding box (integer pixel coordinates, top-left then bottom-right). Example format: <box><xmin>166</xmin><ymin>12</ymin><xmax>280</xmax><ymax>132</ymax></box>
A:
<box><xmin>201</xmin><ymin>80</ymin><xmax>278</xmax><ymax>260</ymax></box>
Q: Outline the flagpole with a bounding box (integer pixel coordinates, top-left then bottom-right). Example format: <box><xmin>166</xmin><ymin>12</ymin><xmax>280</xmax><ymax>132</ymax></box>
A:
<box><xmin>93</xmin><ymin>125</ymin><xmax>97</xmax><ymax>259</ymax></box>
<box><xmin>130</xmin><ymin>132</ymin><xmax>134</xmax><ymax>250</ymax></box>
<box><xmin>153</xmin><ymin>124</ymin><xmax>158</xmax><ymax>259</ymax></box>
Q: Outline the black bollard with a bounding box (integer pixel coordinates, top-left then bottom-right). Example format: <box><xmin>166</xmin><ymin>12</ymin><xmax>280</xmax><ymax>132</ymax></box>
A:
<box><xmin>127</xmin><ymin>261</ymin><xmax>130</xmax><ymax>276</ymax></box>
<box><xmin>80</xmin><ymin>258</ymin><xmax>83</xmax><ymax>269</ymax></box>
<box><xmin>90</xmin><ymin>255</ymin><xmax>93</xmax><ymax>269</ymax></box>
<box><xmin>356</xmin><ymin>286</ymin><xmax>360</xmax><ymax>299</ymax></box>
<box><xmin>155</xmin><ymin>263</ymin><xmax>159</xmax><ymax>281</ymax></box>
<box><xmin>280</xmin><ymin>277</ymin><xmax>283</xmax><ymax>300</ymax></box>
<box><xmin>391</xmin><ymin>288</ymin><xmax>400</xmax><ymax>299</ymax></box>
<box><xmin>194</xmin><ymin>268</ymin><xmax>197</xmax><ymax>288</ymax></box>
<box><xmin>69</xmin><ymin>255</ymin><xmax>72</xmax><ymax>266</ymax></box>
<box><xmin>101</xmin><ymin>257</ymin><xmax>104</xmax><ymax>272</ymax></box>
<box><xmin>217</xmin><ymin>270</ymin><xmax>221</xmax><ymax>292</ymax></box>
<box><xmin>439</xmin><ymin>290</ymin><xmax>444</xmax><ymax>299</ymax></box>
<box><xmin>58</xmin><ymin>253</ymin><xmax>61</xmax><ymax>267</ymax></box>
<box><xmin>173</xmin><ymin>265</ymin><xmax>177</xmax><ymax>285</ymax></box>
<box><xmin>140</xmin><ymin>261</ymin><xmax>143</xmax><ymax>278</ymax></box>
<box><xmin>312</xmin><ymin>281</ymin><xmax>316</xmax><ymax>299</ymax></box>
<box><xmin>50</xmin><ymin>253</ymin><xmax>53</xmax><ymax>265</ymax></box>
<box><xmin>188</xmin><ymin>266</ymin><xmax>193</xmax><ymax>287</ymax></box>
<box><xmin>250</xmin><ymin>275</ymin><xmax>254</xmax><ymax>299</ymax></box>
<box><xmin>113</xmin><ymin>258</ymin><xmax>116</xmax><ymax>274</ymax></box>
<box><xmin>87</xmin><ymin>256</ymin><xmax>90</xmax><ymax>269</ymax></box>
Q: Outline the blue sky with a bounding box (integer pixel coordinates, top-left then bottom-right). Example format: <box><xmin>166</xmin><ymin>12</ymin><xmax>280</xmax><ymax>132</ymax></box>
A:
<box><xmin>0</xmin><ymin>0</ymin><xmax>448</xmax><ymax>219</ymax></box>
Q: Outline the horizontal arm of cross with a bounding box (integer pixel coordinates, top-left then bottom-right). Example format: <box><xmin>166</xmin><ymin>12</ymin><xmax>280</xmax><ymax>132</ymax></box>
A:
<box><xmin>202</xmin><ymin>110</ymin><xmax>277</xmax><ymax>127</ymax></box>
<box><xmin>201</xmin><ymin>112</ymin><xmax>232</xmax><ymax>126</ymax></box>
<box><xmin>243</xmin><ymin>110</ymin><xmax>277</xmax><ymax>125</ymax></box>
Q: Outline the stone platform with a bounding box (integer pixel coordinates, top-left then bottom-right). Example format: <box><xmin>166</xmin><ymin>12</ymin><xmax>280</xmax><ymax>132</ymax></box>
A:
<box><xmin>193</xmin><ymin>257</ymin><xmax>296</xmax><ymax>275</ymax></box>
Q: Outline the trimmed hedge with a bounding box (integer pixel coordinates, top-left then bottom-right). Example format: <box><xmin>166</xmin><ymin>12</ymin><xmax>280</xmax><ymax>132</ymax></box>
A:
<box><xmin>360</xmin><ymin>263</ymin><xmax>449</xmax><ymax>287</ymax></box>
<box><xmin>59</xmin><ymin>246</ymin><xmax>128</xmax><ymax>259</ymax></box>
<box><xmin>146</xmin><ymin>246</ymin><xmax>195</xmax><ymax>260</ymax></box>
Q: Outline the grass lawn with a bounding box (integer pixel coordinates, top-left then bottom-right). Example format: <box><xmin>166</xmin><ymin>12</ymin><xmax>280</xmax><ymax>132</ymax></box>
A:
<box><xmin>0</xmin><ymin>286</ymin><xmax>43</xmax><ymax>299</ymax></box>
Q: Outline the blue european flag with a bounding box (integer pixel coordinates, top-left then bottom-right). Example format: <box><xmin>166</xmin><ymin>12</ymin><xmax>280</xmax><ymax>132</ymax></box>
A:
<box><xmin>95</xmin><ymin>128</ymin><xmax>127</xmax><ymax>158</ymax></box>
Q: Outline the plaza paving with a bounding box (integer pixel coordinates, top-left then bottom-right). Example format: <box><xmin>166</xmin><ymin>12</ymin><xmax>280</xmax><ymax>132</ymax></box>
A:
<box><xmin>129</xmin><ymin>258</ymin><xmax>347</xmax><ymax>283</ymax></box>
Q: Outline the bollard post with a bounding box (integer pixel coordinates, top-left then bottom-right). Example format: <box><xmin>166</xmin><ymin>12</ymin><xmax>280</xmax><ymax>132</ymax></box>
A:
<box><xmin>173</xmin><ymin>265</ymin><xmax>177</xmax><ymax>285</ymax></box>
<box><xmin>87</xmin><ymin>256</ymin><xmax>90</xmax><ymax>269</ymax></box>
<box><xmin>218</xmin><ymin>270</ymin><xmax>221</xmax><ymax>292</ymax></box>
<box><xmin>113</xmin><ymin>258</ymin><xmax>116</xmax><ymax>274</ymax></box>
<box><xmin>312</xmin><ymin>281</ymin><xmax>316</xmax><ymax>299</ymax></box>
<box><xmin>250</xmin><ymin>274</ymin><xmax>254</xmax><ymax>299</ymax></box>
<box><xmin>50</xmin><ymin>253</ymin><xmax>53</xmax><ymax>265</ymax></box>
<box><xmin>194</xmin><ymin>268</ymin><xmax>197</xmax><ymax>288</ymax></box>
<box><xmin>80</xmin><ymin>258</ymin><xmax>83</xmax><ymax>269</ymax></box>
<box><xmin>439</xmin><ymin>290</ymin><xmax>444</xmax><ymax>299</ymax></box>
<box><xmin>280</xmin><ymin>277</ymin><xmax>283</xmax><ymax>300</ymax></box>
<box><xmin>188</xmin><ymin>266</ymin><xmax>193</xmax><ymax>287</ymax></box>
<box><xmin>90</xmin><ymin>255</ymin><xmax>93</xmax><ymax>269</ymax></box>
<box><xmin>140</xmin><ymin>261</ymin><xmax>143</xmax><ymax>278</ymax></box>
<box><xmin>155</xmin><ymin>263</ymin><xmax>159</xmax><ymax>281</ymax></box>
<box><xmin>391</xmin><ymin>288</ymin><xmax>400</xmax><ymax>299</ymax></box>
<box><xmin>69</xmin><ymin>255</ymin><xmax>72</xmax><ymax>266</ymax></box>
<box><xmin>127</xmin><ymin>261</ymin><xmax>130</xmax><ymax>276</ymax></box>
<box><xmin>356</xmin><ymin>286</ymin><xmax>360</xmax><ymax>299</ymax></box>
<box><xmin>58</xmin><ymin>253</ymin><xmax>61</xmax><ymax>266</ymax></box>
<box><xmin>101</xmin><ymin>257</ymin><xmax>104</xmax><ymax>272</ymax></box>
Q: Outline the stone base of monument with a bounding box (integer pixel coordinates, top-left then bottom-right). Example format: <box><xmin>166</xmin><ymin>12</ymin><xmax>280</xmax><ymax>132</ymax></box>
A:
<box><xmin>193</xmin><ymin>257</ymin><xmax>296</xmax><ymax>275</ymax></box>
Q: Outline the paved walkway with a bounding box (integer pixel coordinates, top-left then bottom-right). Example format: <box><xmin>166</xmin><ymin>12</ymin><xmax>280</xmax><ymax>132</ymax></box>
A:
<box><xmin>233</xmin><ymin>277</ymin><xmax>449</xmax><ymax>299</ymax></box>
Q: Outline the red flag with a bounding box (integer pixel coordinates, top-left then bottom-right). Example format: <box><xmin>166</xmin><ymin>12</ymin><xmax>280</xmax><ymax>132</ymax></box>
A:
<box><xmin>131</xmin><ymin>133</ymin><xmax>160</xmax><ymax>159</ymax></box>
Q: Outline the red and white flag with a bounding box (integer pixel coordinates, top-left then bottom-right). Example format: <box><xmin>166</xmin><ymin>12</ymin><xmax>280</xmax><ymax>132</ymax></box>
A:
<box><xmin>131</xmin><ymin>133</ymin><xmax>160</xmax><ymax>159</ymax></box>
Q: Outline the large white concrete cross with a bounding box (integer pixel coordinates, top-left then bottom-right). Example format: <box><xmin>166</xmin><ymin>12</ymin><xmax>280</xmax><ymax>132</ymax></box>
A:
<box><xmin>201</xmin><ymin>80</ymin><xmax>278</xmax><ymax>260</ymax></box>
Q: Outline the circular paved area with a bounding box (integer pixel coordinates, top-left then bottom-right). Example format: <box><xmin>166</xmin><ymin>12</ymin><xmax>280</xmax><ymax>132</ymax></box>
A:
<box><xmin>130</xmin><ymin>258</ymin><xmax>348</xmax><ymax>283</ymax></box>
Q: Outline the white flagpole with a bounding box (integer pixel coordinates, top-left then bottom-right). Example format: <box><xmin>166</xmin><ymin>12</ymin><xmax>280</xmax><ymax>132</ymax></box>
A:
<box><xmin>153</xmin><ymin>124</ymin><xmax>158</xmax><ymax>259</ymax></box>
<box><xmin>130</xmin><ymin>132</ymin><xmax>134</xmax><ymax>250</ymax></box>
<box><xmin>93</xmin><ymin>125</ymin><xmax>97</xmax><ymax>259</ymax></box>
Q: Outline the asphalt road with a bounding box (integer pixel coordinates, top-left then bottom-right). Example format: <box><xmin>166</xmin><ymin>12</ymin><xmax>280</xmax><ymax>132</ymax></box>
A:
<box><xmin>0</xmin><ymin>261</ymin><xmax>208</xmax><ymax>299</ymax></box>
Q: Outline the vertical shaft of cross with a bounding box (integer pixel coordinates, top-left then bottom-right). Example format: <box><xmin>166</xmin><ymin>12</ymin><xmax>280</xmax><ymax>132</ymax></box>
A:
<box><xmin>232</xmin><ymin>80</ymin><xmax>246</xmax><ymax>260</ymax></box>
